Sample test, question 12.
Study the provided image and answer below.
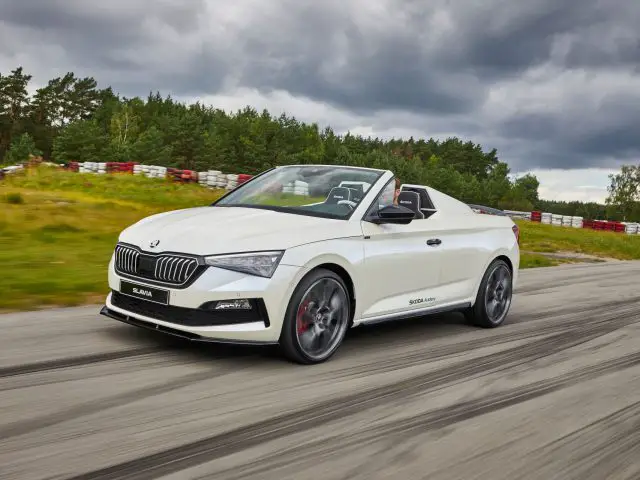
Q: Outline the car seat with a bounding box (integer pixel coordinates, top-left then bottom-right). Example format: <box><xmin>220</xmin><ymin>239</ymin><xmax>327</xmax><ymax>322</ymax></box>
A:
<box><xmin>325</xmin><ymin>187</ymin><xmax>351</xmax><ymax>204</ymax></box>
<box><xmin>347</xmin><ymin>187</ymin><xmax>363</xmax><ymax>203</ymax></box>
<box><xmin>396</xmin><ymin>191</ymin><xmax>425</xmax><ymax>219</ymax></box>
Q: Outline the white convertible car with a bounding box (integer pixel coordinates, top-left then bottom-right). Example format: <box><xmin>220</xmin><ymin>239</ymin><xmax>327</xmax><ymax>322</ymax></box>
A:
<box><xmin>101</xmin><ymin>164</ymin><xmax>520</xmax><ymax>364</ymax></box>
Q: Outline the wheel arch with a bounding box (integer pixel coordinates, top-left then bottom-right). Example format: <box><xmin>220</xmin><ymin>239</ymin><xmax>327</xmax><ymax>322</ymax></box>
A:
<box><xmin>313</xmin><ymin>262</ymin><xmax>356</xmax><ymax>323</ymax></box>
<box><xmin>494</xmin><ymin>254</ymin><xmax>513</xmax><ymax>273</ymax></box>
<box><xmin>283</xmin><ymin>238</ymin><xmax>363</xmax><ymax>324</ymax></box>
<box><xmin>285</xmin><ymin>252</ymin><xmax>359</xmax><ymax>327</ymax></box>
<box><xmin>470</xmin><ymin>249</ymin><xmax>517</xmax><ymax>306</ymax></box>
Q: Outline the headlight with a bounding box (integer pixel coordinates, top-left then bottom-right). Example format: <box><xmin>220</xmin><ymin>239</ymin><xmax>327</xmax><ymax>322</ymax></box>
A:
<box><xmin>204</xmin><ymin>251</ymin><xmax>284</xmax><ymax>278</ymax></box>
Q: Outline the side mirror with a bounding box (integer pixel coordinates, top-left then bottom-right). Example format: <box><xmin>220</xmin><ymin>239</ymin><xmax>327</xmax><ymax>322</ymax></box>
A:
<box><xmin>370</xmin><ymin>204</ymin><xmax>415</xmax><ymax>224</ymax></box>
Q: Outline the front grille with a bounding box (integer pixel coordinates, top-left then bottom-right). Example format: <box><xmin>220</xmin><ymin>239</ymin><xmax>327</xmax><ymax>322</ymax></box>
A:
<box><xmin>114</xmin><ymin>244</ymin><xmax>203</xmax><ymax>287</ymax></box>
<box><xmin>114</xmin><ymin>244</ymin><xmax>140</xmax><ymax>275</ymax></box>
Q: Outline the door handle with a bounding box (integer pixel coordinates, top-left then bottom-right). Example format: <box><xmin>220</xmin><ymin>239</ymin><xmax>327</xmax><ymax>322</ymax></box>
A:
<box><xmin>426</xmin><ymin>238</ymin><xmax>442</xmax><ymax>246</ymax></box>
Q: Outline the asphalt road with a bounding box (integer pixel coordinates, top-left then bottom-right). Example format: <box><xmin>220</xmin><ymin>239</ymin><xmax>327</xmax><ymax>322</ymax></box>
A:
<box><xmin>2</xmin><ymin>261</ymin><xmax>640</xmax><ymax>480</ymax></box>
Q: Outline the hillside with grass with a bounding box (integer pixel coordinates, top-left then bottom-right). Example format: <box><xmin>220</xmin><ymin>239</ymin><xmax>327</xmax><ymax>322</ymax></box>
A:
<box><xmin>3</xmin><ymin>167</ymin><xmax>640</xmax><ymax>312</ymax></box>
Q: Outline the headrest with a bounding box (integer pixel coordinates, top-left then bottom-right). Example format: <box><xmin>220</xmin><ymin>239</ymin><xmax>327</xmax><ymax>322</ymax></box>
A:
<box><xmin>345</xmin><ymin>184</ymin><xmax>364</xmax><ymax>194</ymax></box>
<box><xmin>397</xmin><ymin>191</ymin><xmax>421</xmax><ymax>211</ymax></box>
<box><xmin>326</xmin><ymin>187</ymin><xmax>351</xmax><ymax>204</ymax></box>
<box><xmin>347</xmin><ymin>187</ymin><xmax>363</xmax><ymax>203</ymax></box>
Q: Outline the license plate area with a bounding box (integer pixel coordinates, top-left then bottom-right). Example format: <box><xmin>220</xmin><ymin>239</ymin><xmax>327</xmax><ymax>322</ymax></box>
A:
<box><xmin>120</xmin><ymin>280</ymin><xmax>169</xmax><ymax>305</ymax></box>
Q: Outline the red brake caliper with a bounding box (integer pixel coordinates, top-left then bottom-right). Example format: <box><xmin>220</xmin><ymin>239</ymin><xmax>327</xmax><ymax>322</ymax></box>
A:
<box><xmin>297</xmin><ymin>300</ymin><xmax>310</xmax><ymax>334</ymax></box>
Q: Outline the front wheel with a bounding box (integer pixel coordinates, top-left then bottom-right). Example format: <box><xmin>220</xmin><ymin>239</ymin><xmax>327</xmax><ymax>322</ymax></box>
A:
<box><xmin>464</xmin><ymin>259</ymin><xmax>513</xmax><ymax>328</ymax></box>
<box><xmin>279</xmin><ymin>268</ymin><xmax>351</xmax><ymax>364</ymax></box>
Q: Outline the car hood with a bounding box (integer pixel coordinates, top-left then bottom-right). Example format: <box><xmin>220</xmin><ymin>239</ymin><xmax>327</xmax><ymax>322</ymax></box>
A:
<box><xmin>118</xmin><ymin>206</ymin><xmax>360</xmax><ymax>255</ymax></box>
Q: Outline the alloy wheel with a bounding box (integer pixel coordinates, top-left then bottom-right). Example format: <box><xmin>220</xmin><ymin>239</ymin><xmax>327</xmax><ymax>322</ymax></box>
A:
<box><xmin>484</xmin><ymin>263</ymin><xmax>512</xmax><ymax>324</ymax></box>
<box><xmin>295</xmin><ymin>277</ymin><xmax>349</xmax><ymax>361</ymax></box>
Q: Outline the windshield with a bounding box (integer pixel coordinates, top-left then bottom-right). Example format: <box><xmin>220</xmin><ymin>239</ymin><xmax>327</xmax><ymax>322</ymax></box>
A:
<box><xmin>213</xmin><ymin>165</ymin><xmax>385</xmax><ymax>219</ymax></box>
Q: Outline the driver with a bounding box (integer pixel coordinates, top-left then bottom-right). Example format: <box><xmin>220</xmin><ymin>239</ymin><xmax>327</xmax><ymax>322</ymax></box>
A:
<box><xmin>393</xmin><ymin>178</ymin><xmax>401</xmax><ymax>205</ymax></box>
<box><xmin>377</xmin><ymin>177</ymin><xmax>401</xmax><ymax>210</ymax></box>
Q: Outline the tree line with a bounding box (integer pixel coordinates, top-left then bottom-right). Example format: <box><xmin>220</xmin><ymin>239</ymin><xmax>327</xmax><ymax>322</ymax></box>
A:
<box><xmin>1</xmin><ymin>66</ymin><xmax>636</xmax><ymax>219</ymax></box>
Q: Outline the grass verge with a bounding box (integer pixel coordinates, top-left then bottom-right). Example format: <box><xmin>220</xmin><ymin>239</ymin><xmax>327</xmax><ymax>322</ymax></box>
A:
<box><xmin>519</xmin><ymin>252</ymin><xmax>565</xmax><ymax>268</ymax></box>
<box><xmin>2</xmin><ymin>167</ymin><xmax>639</xmax><ymax>311</ymax></box>
<box><xmin>516</xmin><ymin>219</ymin><xmax>640</xmax><ymax>260</ymax></box>
<box><xmin>1</xmin><ymin>167</ymin><xmax>223</xmax><ymax>311</ymax></box>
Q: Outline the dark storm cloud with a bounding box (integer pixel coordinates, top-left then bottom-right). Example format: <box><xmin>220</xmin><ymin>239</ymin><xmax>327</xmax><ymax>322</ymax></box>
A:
<box><xmin>232</xmin><ymin>1</ymin><xmax>486</xmax><ymax>115</ymax></box>
<box><xmin>0</xmin><ymin>0</ymin><xmax>222</xmax><ymax>94</ymax></box>
<box><xmin>0</xmin><ymin>0</ymin><xmax>639</xmax><ymax>171</ymax></box>
<box><xmin>570</xmin><ymin>96</ymin><xmax>640</xmax><ymax>164</ymax></box>
<box><xmin>498</xmin><ymin>88</ymin><xmax>640</xmax><ymax>170</ymax></box>
<box><xmin>240</xmin><ymin>34</ymin><xmax>484</xmax><ymax>115</ymax></box>
<box><xmin>435</xmin><ymin>0</ymin><xmax>624</xmax><ymax>75</ymax></box>
<box><xmin>228</xmin><ymin>0</ymin><xmax>639</xmax><ymax>113</ymax></box>
<box><xmin>0</xmin><ymin>0</ymin><xmax>203</xmax><ymax>36</ymax></box>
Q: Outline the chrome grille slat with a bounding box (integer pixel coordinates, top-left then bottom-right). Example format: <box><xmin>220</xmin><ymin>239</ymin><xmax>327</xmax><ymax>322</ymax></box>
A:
<box><xmin>176</xmin><ymin>259</ymin><xmax>185</xmax><ymax>281</ymax></box>
<box><xmin>154</xmin><ymin>256</ymin><xmax>161</xmax><ymax>279</ymax></box>
<box><xmin>187</xmin><ymin>261</ymin><xmax>197</xmax><ymax>277</ymax></box>
<box><xmin>160</xmin><ymin>258</ymin><xmax>169</xmax><ymax>280</ymax></box>
<box><xmin>173</xmin><ymin>258</ymin><xmax>187</xmax><ymax>282</ymax></box>
<box><xmin>158</xmin><ymin>257</ymin><xmax>165</xmax><ymax>281</ymax></box>
<box><xmin>177</xmin><ymin>259</ymin><xmax>189</xmax><ymax>280</ymax></box>
<box><xmin>115</xmin><ymin>245</ymin><xmax>139</xmax><ymax>275</ymax></box>
<box><xmin>129</xmin><ymin>250</ymin><xmax>136</xmax><ymax>273</ymax></box>
<box><xmin>162</xmin><ymin>257</ymin><xmax>169</xmax><ymax>281</ymax></box>
<box><xmin>167</xmin><ymin>257</ymin><xmax>178</xmax><ymax>282</ymax></box>
<box><xmin>169</xmin><ymin>258</ymin><xmax>180</xmax><ymax>282</ymax></box>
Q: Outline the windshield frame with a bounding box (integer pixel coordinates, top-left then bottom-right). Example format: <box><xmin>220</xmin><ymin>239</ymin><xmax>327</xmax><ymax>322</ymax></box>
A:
<box><xmin>210</xmin><ymin>165</ymin><xmax>386</xmax><ymax>221</ymax></box>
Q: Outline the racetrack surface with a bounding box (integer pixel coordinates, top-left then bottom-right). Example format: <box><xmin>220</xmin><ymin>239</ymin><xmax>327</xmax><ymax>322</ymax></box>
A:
<box><xmin>2</xmin><ymin>261</ymin><xmax>640</xmax><ymax>480</ymax></box>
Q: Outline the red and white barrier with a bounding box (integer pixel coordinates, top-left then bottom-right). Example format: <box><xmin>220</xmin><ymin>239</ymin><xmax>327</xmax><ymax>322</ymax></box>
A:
<box><xmin>529</xmin><ymin>211</ymin><xmax>639</xmax><ymax>235</ymax></box>
<box><xmin>83</xmin><ymin>162</ymin><xmax>253</xmax><ymax>191</ymax></box>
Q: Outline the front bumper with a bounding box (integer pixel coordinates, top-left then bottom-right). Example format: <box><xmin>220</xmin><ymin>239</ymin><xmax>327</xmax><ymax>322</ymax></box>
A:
<box><xmin>100</xmin><ymin>305</ymin><xmax>277</xmax><ymax>345</ymax></box>
<box><xmin>103</xmin><ymin>259</ymin><xmax>304</xmax><ymax>344</ymax></box>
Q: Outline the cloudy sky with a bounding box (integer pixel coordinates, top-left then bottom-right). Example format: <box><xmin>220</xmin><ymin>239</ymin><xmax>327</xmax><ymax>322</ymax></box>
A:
<box><xmin>1</xmin><ymin>0</ymin><xmax>638</xmax><ymax>202</ymax></box>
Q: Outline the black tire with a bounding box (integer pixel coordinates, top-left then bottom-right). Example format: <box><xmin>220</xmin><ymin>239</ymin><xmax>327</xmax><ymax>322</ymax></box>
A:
<box><xmin>463</xmin><ymin>258</ymin><xmax>513</xmax><ymax>328</ymax></box>
<box><xmin>279</xmin><ymin>268</ymin><xmax>351</xmax><ymax>364</ymax></box>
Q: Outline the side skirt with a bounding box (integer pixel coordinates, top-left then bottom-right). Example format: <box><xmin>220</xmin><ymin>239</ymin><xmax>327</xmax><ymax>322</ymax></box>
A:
<box><xmin>354</xmin><ymin>302</ymin><xmax>472</xmax><ymax>327</ymax></box>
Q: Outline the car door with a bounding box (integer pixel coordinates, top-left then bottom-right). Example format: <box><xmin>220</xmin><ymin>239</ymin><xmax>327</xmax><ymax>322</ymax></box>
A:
<box><xmin>411</xmin><ymin>211</ymin><xmax>489</xmax><ymax>304</ymax></box>
<box><xmin>355</xmin><ymin>179</ymin><xmax>445</xmax><ymax>321</ymax></box>
<box><xmin>358</xmin><ymin>220</ymin><xmax>445</xmax><ymax>320</ymax></box>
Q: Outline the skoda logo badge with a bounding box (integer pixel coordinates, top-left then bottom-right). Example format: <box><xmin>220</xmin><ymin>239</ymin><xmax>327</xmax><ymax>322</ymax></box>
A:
<box><xmin>149</xmin><ymin>239</ymin><xmax>160</xmax><ymax>248</ymax></box>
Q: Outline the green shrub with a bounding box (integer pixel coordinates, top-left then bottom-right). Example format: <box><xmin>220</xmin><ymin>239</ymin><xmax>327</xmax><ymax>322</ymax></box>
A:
<box><xmin>4</xmin><ymin>192</ymin><xmax>24</xmax><ymax>204</ymax></box>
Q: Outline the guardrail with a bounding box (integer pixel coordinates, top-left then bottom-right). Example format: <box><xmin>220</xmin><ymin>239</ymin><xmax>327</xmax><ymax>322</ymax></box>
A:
<box><xmin>504</xmin><ymin>209</ymin><xmax>639</xmax><ymax>235</ymax></box>
<box><xmin>0</xmin><ymin>161</ymin><xmax>254</xmax><ymax>191</ymax></box>
<box><xmin>67</xmin><ymin>162</ymin><xmax>254</xmax><ymax>190</ymax></box>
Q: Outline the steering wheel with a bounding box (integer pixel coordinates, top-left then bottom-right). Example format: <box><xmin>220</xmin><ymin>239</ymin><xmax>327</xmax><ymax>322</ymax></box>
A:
<box><xmin>337</xmin><ymin>200</ymin><xmax>357</xmax><ymax>210</ymax></box>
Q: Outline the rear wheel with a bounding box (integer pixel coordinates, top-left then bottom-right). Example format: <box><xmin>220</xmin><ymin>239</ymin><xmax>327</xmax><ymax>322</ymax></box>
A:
<box><xmin>279</xmin><ymin>268</ymin><xmax>351</xmax><ymax>364</ymax></box>
<box><xmin>464</xmin><ymin>259</ymin><xmax>513</xmax><ymax>328</ymax></box>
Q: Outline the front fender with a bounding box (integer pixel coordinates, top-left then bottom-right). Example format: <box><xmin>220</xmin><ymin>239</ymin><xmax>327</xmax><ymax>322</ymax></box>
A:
<box><xmin>280</xmin><ymin>237</ymin><xmax>365</xmax><ymax>314</ymax></box>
